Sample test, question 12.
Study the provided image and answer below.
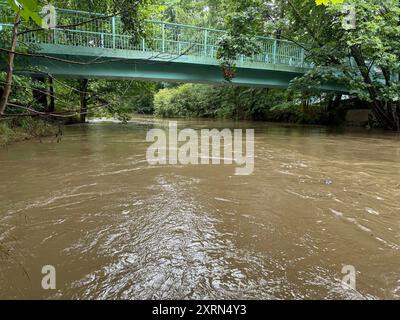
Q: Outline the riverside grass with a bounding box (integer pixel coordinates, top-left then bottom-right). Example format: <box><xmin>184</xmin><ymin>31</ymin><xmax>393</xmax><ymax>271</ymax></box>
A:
<box><xmin>0</xmin><ymin>118</ymin><xmax>58</xmax><ymax>147</ymax></box>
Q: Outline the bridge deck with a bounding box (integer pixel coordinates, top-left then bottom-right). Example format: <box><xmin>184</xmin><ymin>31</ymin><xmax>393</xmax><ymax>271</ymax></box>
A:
<box><xmin>0</xmin><ymin>5</ymin><xmax>311</xmax><ymax>68</ymax></box>
<box><xmin>0</xmin><ymin>4</ymin><xmax>340</xmax><ymax>89</ymax></box>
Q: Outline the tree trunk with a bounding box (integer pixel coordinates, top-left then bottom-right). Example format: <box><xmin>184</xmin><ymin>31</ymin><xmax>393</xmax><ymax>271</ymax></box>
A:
<box><xmin>327</xmin><ymin>94</ymin><xmax>343</xmax><ymax>124</ymax></box>
<box><xmin>233</xmin><ymin>86</ymin><xmax>240</xmax><ymax>120</ymax></box>
<box><xmin>32</xmin><ymin>76</ymin><xmax>48</xmax><ymax>111</ymax></box>
<box><xmin>275</xmin><ymin>6</ymin><xmax>285</xmax><ymax>40</ymax></box>
<box><xmin>0</xmin><ymin>12</ymin><xmax>21</xmax><ymax>116</ymax></box>
<box><xmin>48</xmin><ymin>77</ymin><xmax>55</xmax><ymax>113</ymax></box>
<box><xmin>350</xmin><ymin>45</ymin><xmax>395</xmax><ymax>130</ymax></box>
<box><xmin>79</xmin><ymin>79</ymin><xmax>89</xmax><ymax>123</ymax></box>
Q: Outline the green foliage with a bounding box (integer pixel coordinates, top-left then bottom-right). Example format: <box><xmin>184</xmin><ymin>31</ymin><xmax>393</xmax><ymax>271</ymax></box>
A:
<box><xmin>0</xmin><ymin>121</ymin><xmax>15</xmax><ymax>146</ymax></box>
<box><xmin>0</xmin><ymin>73</ymin><xmax>41</xmax><ymax>109</ymax></box>
<box><xmin>0</xmin><ymin>118</ymin><xmax>57</xmax><ymax>147</ymax></box>
<box><xmin>18</xmin><ymin>117</ymin><xmax>57</xmax><ymax>137</ymax></box>
<box><xmin>155</xmin><ymin>84</ymin><xmax>232</xmax><ymax>118</ymax></box>
<box><xmin>262</xmin><ymin>0</ymin><xmax>400</xmax><ymax>129</ymax></box>
<box><xmin>269</xmin><ymin>101</ymin><xmax>326</xmax><ymax>124</ymax></box>
<box><xmin>161</xmin><ymin>0</ymin><xmax>224</xmax><ymax>28</ymax></box>
<box><xmin>116</xmin><ymin>0</ymin><xmax>158</xmax><ymax>40</ymax></box>
<box><xmin>216</xmin><ymin>0</ymin><xmax>264</xmax><ymax>80</ymax></box>
<box><xmin>84</xmin><ymin>80</ymin><xmax>156</xmax><ymax>119</ymax></box>
<box><xmin>153</xmin><ymin>83</ymin><xmax>326</xmax><ymax>124</ymax></box>
<box><xmin>45</xmin><ymin>0</ymin><xmax>163</xmax><ymax>41</ymax></box>
<box><xmin>6</xmin><ymin>0</ymin><xmax>42</xmax><ymax>25</ymax></box>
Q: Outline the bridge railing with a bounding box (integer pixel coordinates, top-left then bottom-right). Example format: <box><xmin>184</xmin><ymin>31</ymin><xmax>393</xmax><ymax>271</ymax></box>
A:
<box><xmin>0</xmin><ymin>4</ymin><xmax>311</xmax><ymax>68</ymax></box>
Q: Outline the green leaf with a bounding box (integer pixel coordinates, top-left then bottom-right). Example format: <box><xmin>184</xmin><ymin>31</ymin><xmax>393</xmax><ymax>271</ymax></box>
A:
<box><xmin>6</xmin><ymin>0</ymin><xmax>42</xmax><ymax>26</ymax></box>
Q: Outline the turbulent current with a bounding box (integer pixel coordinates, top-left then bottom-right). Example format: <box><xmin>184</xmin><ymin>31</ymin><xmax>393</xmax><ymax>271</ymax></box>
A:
<box><xmin>0</xmin><ymin>119</ymin><xmax>399</xmax><ymax>299</ymax></box>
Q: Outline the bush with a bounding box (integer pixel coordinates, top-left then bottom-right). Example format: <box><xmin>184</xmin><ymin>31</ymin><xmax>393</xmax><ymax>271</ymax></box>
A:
<box><xmin>154</xmin><ymin>84</ymin><xmax>235</xmax><ymax>118</ymax></box>
<box><xmin>19</xmin><ymin>118</ymin><xmax>57</xmax><ymax>137</ymax></box>
<box><xmin>154</xmin><ymin>84</ymin><xmax>282</xmax><ymax>120</ymax></box>
<box><xmin>0</xmin><ymin>122</ymin><xmax>16</xmax><ymax>147</ymax></box>
<box><xmin>154</xmin><ymin>87</ymin><xmax>177</xmax><ymax>117</ymax></box>
<box><xmin>132</xmin><ymin>91</ymin><xmax>155</xmax><ymax>114</ymax></box>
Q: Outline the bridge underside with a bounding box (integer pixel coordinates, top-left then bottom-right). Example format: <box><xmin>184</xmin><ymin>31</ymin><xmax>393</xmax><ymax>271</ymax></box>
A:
<box><xmin>5</xmin><ymin>43</ymin><xmax>344</xmax><ymax>91</ymax></box>
<box><xmin>23</xmin><ymin>58</ymin><xmax>303</xmax><ymax>89</ymax></box>
<box><xmin>8</xmin><ymin>45</ymin><xmax>342</xmax><ymax>91</ymax></box>
<box><xmin>18</xmin><ymin>57</ymin><xmax>344</xmax><ymax>93</ymax></box>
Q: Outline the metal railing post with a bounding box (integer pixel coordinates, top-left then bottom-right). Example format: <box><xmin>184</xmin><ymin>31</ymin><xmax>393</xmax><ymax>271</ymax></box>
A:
<box><xmin>162</xmin><ymin>23</ymin><xmax>165</xmax><ymax>53</ymax></box>
<box><xmin>0</xmin><ymin>5</ymin><xmax>317</xmax><ymax>71</ymax></box>
<box><xmin>112</xmin><ymin>17</ymin><xmax>116</xmax><ymax>49</ymax></box>
<box><xmin>204</xmin><ymin>30</ymin><xmax>208</xmax><ymax>56</ymax></box>
<box><xmin>53</xmin><ymin>28</ymin><xmax>57</xmax><ymax>44</ymax></box>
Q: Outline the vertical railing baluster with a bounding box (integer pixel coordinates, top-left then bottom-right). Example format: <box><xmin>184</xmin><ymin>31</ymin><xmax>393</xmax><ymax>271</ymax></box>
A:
<box><xmin>162</xmin><ymin>23</ymin><xmax>165</xmax><ymax>53</ymax></box>
<box><xmin>112</xmin><ymin>16</ymin><xmax>116</xmax><ymax>49</ymax></box>
<box><xmin>204</xmin><ymin>30</ymin><xmax>208</xmax><ymax>56</ymax></box>
<box><xmin>273</xmin><ymin>40</ymin><xmax>277</xmax><ymax>64</ymax></box>
<box><xmin>53</xmin><ymin>28</ymin><xmax>57</xmax><ymax>45</ymax></box>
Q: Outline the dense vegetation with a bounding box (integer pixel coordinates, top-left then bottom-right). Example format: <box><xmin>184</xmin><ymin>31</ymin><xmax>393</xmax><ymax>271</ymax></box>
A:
<box><xmin>0</xmin><ymin>0</ymin><xmax>399</xmax><ymax>146</ymax></box>
<box><xmin>153</xmin><ymin>84</ymin><xmax>339</xmax><ymax>124</ymax></box>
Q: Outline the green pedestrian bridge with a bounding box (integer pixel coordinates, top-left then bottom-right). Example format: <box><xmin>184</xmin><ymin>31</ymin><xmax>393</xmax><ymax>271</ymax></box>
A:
<box><xmin>1</xmin><ymin>4</ymin><xmax>341</xmax><ymax>90</ymax></box>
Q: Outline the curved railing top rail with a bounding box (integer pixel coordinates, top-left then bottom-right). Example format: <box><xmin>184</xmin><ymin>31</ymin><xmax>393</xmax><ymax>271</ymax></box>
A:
<box><xmin>0</xmin><ymin>3</ymin><xmax>312</xmax><ymax>69</ymax></box>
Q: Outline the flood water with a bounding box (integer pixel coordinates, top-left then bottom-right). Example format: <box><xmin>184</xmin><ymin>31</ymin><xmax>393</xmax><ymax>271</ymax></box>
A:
<box><xmin>0</xmin><ymin>119</ymin><xmax>399</xmax><ymax>300</ymax></box>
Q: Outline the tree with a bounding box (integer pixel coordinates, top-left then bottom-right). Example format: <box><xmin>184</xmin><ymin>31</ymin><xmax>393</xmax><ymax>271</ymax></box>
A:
<box><xmin>0</xmin><ymin>0</ymin><xmax>44</xmax><ymax>115</ymax></box>
<box><xmin>218</xmin><ymin>0</ymin><xmax>400</xmax><ymax>130</ymax></box>
<box><xmin>0</xmin><ymin>0</ymin><xmax>161</xmax><ymax>118</ymax></box>
<box><xmin>0</xmin><ymin>9</ymin><xmax>20</xmax><ymax>115</ymax></box>
<box><xmin>273</xmin><ymin>0</ymin><xmax>400</xmax><ymax>130</ymax></box>
<box><xmin>216</xmin><ymin>0</ymin><xmax>264</xmax><ymax>80</ymax></box>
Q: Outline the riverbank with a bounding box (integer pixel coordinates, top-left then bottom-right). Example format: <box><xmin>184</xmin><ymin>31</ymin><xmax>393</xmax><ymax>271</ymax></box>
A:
<box><xmin>0</xmin><ymin>109</ymin><xmax>377</xmax><ymax>149</ymax></box>
<box><xmin>0</xmin><ymin>118</ymin><xmax>59</xmax><ymax>148</ymax></box>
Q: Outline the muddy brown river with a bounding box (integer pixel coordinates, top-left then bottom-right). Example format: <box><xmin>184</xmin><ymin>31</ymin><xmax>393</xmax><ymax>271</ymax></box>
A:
<box><xmin>0</xmin><ymin>119</ymin><xmax>399</xmax><ymax>299</ymax></box>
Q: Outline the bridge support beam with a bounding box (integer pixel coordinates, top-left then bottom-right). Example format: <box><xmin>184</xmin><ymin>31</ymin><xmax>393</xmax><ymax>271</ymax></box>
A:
<box><xmin>79</xmin><ymin>79</ymin><xmax>89</xmax><ymax>123</ymax></box>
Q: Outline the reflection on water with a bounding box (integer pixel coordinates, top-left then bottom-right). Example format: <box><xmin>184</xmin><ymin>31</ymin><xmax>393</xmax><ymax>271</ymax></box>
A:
<box><xmin>0</xmin><ymin>119</ymin><xmax>399</xmax><ymax>299</ymax></box>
